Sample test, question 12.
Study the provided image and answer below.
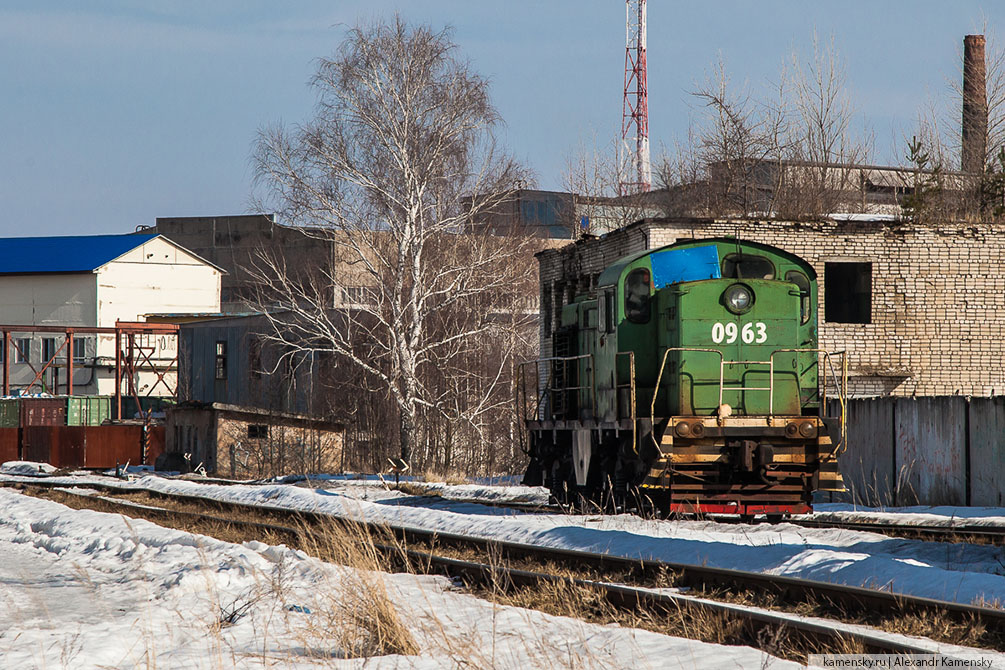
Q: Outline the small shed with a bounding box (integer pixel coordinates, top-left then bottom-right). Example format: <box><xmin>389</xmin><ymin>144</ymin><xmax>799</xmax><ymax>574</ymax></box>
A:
<box><xmin>165</xmin><ymin>402</ymin><xmax>343</xmax><ymax>478</ymax></box>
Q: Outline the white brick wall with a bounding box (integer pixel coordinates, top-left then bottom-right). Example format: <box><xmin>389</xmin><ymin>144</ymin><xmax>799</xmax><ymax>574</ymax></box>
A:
<box><xmin>538</xmin><ymin>218</ymin><xmax>1005</xmax><ymax>397</ymax></box>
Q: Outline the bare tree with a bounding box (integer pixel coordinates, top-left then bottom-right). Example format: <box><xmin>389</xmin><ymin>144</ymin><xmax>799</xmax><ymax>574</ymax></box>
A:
<box><xmin>688</xmin><ymin>57</ymin><xmax>790</xmax><ymax>217</ymax></box>
<box><xmin>778</xmin><ymin>34</ymin><xmax>872</xmax><ymax>217</ymax></box>
<box><xmin>562</xmin><ymin>135</ymin><xmax>655</xmax><ymax>233</ymax></box>
<box><xmin>251</xmin><ymin>17</ymin><xmax>529</xmax><ymax>464</ymax></box>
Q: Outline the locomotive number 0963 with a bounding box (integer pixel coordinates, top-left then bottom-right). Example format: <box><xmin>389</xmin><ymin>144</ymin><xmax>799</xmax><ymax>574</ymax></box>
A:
<box><xmin>711</xmin><ymin>321</ymin><xmax>767</xmax><ymax>344</ymax></box>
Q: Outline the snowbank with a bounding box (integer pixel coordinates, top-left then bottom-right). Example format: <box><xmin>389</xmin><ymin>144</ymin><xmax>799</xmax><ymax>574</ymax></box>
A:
<box><xmin>0</xmin><ymin>488</ymin><xmax>800</xmax><ymax>669</ymax></box>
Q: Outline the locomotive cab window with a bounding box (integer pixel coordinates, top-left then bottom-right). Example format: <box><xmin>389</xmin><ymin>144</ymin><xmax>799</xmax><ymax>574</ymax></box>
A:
<box><xmin>624</xmin><ymin>269</ymin><xmax>651</xmax><ymax>324</ymax></box>
<box><xmin>785</xmin><ymin>270</ymin><xmax>812</xmax><ymax>324</ymax></box>
<box><xmin>722</xmin><ymin>253</ymin><xmax>775</xmax><ymax>280</ymax></box>
<box><xmin>598</xmin><ymin>289</ymin><xmax>616</xmax><ymax>333</ymax></box>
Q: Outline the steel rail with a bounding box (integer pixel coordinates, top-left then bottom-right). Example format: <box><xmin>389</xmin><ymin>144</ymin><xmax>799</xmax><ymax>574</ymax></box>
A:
<box><xmin>14</xmin><ymin>482</ymin><xmax>943</xmax><ymax>657</ymax></box>
<box><xmin>4</xmin><ymin>477</ymin><xmax>1004</xmax><ymax>645</ymax></box>
<box><xmin>787</xmin><ymin>517</ymin><xmax>1005</xmax><ymax>545</ymax></box>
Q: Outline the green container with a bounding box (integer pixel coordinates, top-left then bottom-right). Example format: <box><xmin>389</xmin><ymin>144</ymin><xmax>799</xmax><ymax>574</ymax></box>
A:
<box><xmin>0</xmin><ymin>399</ymin><xmax>19</xmax><ymax>428</ymax></box>
<box><xmin>66</xmin><ymin>396</ymin><xmax>112</xmax><ymax>426</ymax></box>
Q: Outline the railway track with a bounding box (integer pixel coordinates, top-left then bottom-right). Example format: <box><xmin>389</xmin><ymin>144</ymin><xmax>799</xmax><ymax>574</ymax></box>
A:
<box><xmin>3</xmin><ymin>478</ymin><xmax>1003</xmax><ymax>660</ymax></box>
<box><xmin>424</xmin><ymin>494</ymin><xmax>1005</xmax><ymax>546</ymax></box>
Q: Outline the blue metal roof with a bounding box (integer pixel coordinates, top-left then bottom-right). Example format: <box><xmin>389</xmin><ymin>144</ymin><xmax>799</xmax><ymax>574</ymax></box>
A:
<box><xmin>0</xmin><ymin>234</ymin><xmax>159</xmax><ymax>275</ymax></box>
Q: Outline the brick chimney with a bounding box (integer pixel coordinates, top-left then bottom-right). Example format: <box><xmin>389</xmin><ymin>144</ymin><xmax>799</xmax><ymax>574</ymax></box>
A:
<box><xmin>962</xmin><ymin>34</ymin><xmax>988</xmax><ymax>174</ymax></box>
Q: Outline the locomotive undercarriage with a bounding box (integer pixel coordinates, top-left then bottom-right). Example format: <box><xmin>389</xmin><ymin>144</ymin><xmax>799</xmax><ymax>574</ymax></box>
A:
<box><xmin>523</xmin><ymin>415</ymin><xmax>842</xmax><ymax>518</ymax></box>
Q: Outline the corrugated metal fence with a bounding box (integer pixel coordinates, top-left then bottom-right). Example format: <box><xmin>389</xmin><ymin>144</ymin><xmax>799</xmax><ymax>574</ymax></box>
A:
<box><xmin>829</xmin><ymin>396</ymin><xmax>1005</xmax><ymax>507</ymax></box>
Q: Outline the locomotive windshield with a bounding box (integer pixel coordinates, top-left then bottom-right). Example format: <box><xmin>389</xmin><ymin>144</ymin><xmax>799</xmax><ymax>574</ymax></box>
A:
<box><xmin>722</xmin><ymin>253</ymin><xmax>775</xmax><ymax>279</ymax></box>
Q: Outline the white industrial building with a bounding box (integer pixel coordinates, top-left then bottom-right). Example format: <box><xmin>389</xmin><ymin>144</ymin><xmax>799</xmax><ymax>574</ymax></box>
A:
<box><xmin>0</xmin><ymin>233</ymin><xmax>223</xmax><ymax>396</ymax></box>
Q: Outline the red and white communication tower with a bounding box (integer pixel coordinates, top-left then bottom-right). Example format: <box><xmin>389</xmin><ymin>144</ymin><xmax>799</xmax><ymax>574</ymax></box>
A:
<box><xmin>621</xmin><ymin>0</ymin><xmax>651</xmax><ymax>195</ymax></box>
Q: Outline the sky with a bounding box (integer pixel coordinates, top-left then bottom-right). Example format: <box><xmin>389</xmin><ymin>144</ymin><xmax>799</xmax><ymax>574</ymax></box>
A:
<box><xmin>1</xmin><ymin>1</ymin><xmax>1003</xmax><ymax>237</ymax></box>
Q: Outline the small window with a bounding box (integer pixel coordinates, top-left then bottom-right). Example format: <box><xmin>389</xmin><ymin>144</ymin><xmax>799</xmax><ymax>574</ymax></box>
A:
<box><xmin>604</xmin><ymin>290</ymin><xmax>616</xmax><ymax>333</ymax></box>
<box><xmin>624</xmin><ymin>268</ymin><xmax>652</xmax><ymax>324</ymax></box>
<box><xmin>41</xmin><ymin>337</ymin><xmax>57</xmax><ymax>362</ymax></box>
<box><xmin>825</xmin><ymin>262</ymin><xmax>872</xmax><ymax>324</ymax></box>
<box><xmin>15</xmin><ymin>338</ymin><xmax>31</xmax><ymax>364</ymax></box>
<box><xmin>248</xmin><ymin>424</ymin><xmax>268</xmax><ymax>439</ymax></box>
<box><xmin>785</xmin><ymin>271</ymin><xmax>812</xmax><ymax>325</ymax></box>
<box><xmin>72</xmin><ymin>337</ymin><xmax>87</xmax><ymax>363</ymax></box>
<box><xmin>215</xmin><ymin>341</ymin><xmax>227</xmax><ymax>380</ymax></box>
<box><xmin>722</xmin><ymin>253</ymin><xmax>775</xmax><ymax>280</ymax></box>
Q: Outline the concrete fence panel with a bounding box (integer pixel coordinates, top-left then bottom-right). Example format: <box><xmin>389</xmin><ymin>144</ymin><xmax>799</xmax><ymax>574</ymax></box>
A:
<box><xmin>968</xmin><ymin>396</ymin><xmax>1005</xmax><ymax>507</ymax></box>
<box><xmin>834</xmin><ymin>395</ymin><xmax>1003</xmax><ymax>508</ymax></box>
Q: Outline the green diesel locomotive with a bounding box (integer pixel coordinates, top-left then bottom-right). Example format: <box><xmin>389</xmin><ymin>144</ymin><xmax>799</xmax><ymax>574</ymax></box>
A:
<box><xmin>520</xmin><ymin>237</ymin><xmax>846</xmax><ymax>518</ymax></box>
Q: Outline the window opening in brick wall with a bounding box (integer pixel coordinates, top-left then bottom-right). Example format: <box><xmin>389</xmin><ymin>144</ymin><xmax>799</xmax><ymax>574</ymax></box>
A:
<box><xmin>215</xmin><ymin>341</ymin><xmax>228</xmax><ymax>380</ymax></box>
<box><xmin>824</xmin><ymin>262</ymin><xmax>872</xmax><ymax>324</ymax></box>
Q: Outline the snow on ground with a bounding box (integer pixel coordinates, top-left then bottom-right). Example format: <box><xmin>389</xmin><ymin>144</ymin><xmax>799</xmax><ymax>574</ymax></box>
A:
<box><xmin>1</xmin><ymin>460</ymin><xmax>59</xmax><ymax>475</ymax></box>
<box><xmin>808</xmin><ymin>502</ymin><xmax>1005</xmax><ymax>527</ymax></box>
<box><xmin>2</xmin><ymin>465</ymin><xmax>1004</xmax><ymax>608</ymax></box>
<box><xmin>0</xmin><ymin>488</ymin><xmax>799</xmax><ymax>670</ymax></box>
<box><xmin>33</xmin><ymin>473</ymin><xmax>998</xmax><ymax>608</ymax></box>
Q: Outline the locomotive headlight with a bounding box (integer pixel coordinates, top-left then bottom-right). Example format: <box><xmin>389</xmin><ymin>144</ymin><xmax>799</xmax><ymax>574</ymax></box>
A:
<box><xmin>723</xmin><ymin>284</ymin><xmax>754</xmax><ymax>314</ymax></box>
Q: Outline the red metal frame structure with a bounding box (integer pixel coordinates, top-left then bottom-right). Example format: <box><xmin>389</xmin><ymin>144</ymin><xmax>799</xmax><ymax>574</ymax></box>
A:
<box><xmin>1</xmin><ymin>321</ymin><xmax>179</xmax><ymax>421</ymax></box>
<box><xmin>620</xmin><ymin>0</ymin><xmax>651</xmax><ymax>195</ymax></box>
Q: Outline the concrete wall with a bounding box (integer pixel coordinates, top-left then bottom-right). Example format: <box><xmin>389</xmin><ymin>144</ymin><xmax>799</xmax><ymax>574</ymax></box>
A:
<box><xmin>538</xmin><ymin>217</ymin><xmax>1005</xmax><ymax>397</ymax></box>
<box><xmin>150</xmin><ymin>215</ymin><xmax>332</xmax><ymax>312</ymax></box>
<box><xmin>831</xmin><ymin>396</ymin><xmax>1005</xmax><ymax>507</ymax></box>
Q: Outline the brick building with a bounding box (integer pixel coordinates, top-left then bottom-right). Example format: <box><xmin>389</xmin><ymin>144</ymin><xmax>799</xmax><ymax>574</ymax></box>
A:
<box><xmin>537</xmin><ymin>216</ymin><xmax>1005</xmax><ymax>397</ymax></box>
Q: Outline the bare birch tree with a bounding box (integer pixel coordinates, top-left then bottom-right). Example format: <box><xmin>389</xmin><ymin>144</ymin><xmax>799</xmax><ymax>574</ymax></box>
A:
<box><xmin>251</xmin><ymin>17</ymin><xmax>528</xmax><ymax>464</ymax></box>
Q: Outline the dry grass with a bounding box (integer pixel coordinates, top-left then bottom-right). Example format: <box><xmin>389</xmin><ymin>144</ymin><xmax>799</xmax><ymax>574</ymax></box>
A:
<box><xmin>392</xmin><ymin>481</ymin><xmax>440</xmax><ymax>497</ymax></box>
<box><xmin>17</xmin><ymin>484</ymin><xmax>1005</xmax><ymax>660</ymax></box>
<box><xmin>420</xmin><ymin>468</ymin><xmax>471</xmax><ymax>486</ymax></box>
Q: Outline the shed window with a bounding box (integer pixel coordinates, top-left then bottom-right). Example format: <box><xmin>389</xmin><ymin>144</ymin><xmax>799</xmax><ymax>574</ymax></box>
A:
<box><xmin>785</xmin><ymin>271</ymin><xmax>812</xmax><ymax>325</ymax></box>
<box><xmin>722</xmin><ymin>253</ymin><xmax>775</xmax><ymax>279</ymax></box>
<box><xmin>215</xmin><ymin>341</ymin><xmax>228</xmax><ymax>380</ymax></box>
<box><xmin>247</xmin><ymin>424</ymin><xmax>268</xmax><ymax>439</ymax></box>
<box><xmin>624</xmin><ymin>269</ymin><xmax>652</xmax><ymax>324</ymax></box>
<box><xmin>825</xmin><ymin>262</ymin><xmax>872</xmax><ymax>324</ymax></box>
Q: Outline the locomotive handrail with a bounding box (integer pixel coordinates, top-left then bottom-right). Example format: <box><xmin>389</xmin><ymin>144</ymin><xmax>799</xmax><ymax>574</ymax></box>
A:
<box><xmin>651</xmin><ymin>347</ymin><xmax>725</xmax><ymax>456</ymax></box>
<box><xmin>767</xmin><ymin>348</ymin><xmax>848</xmax><ymax>454</ymax></box>
<box><xmin>518</xmin><ymin>355</ymin><xmax>596</xmax><ymax>422</ymax></box>
<box><xmin>614</xmin><ymin>351</ymin><xmax>637</xmax><ymax>455</ymax></box>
